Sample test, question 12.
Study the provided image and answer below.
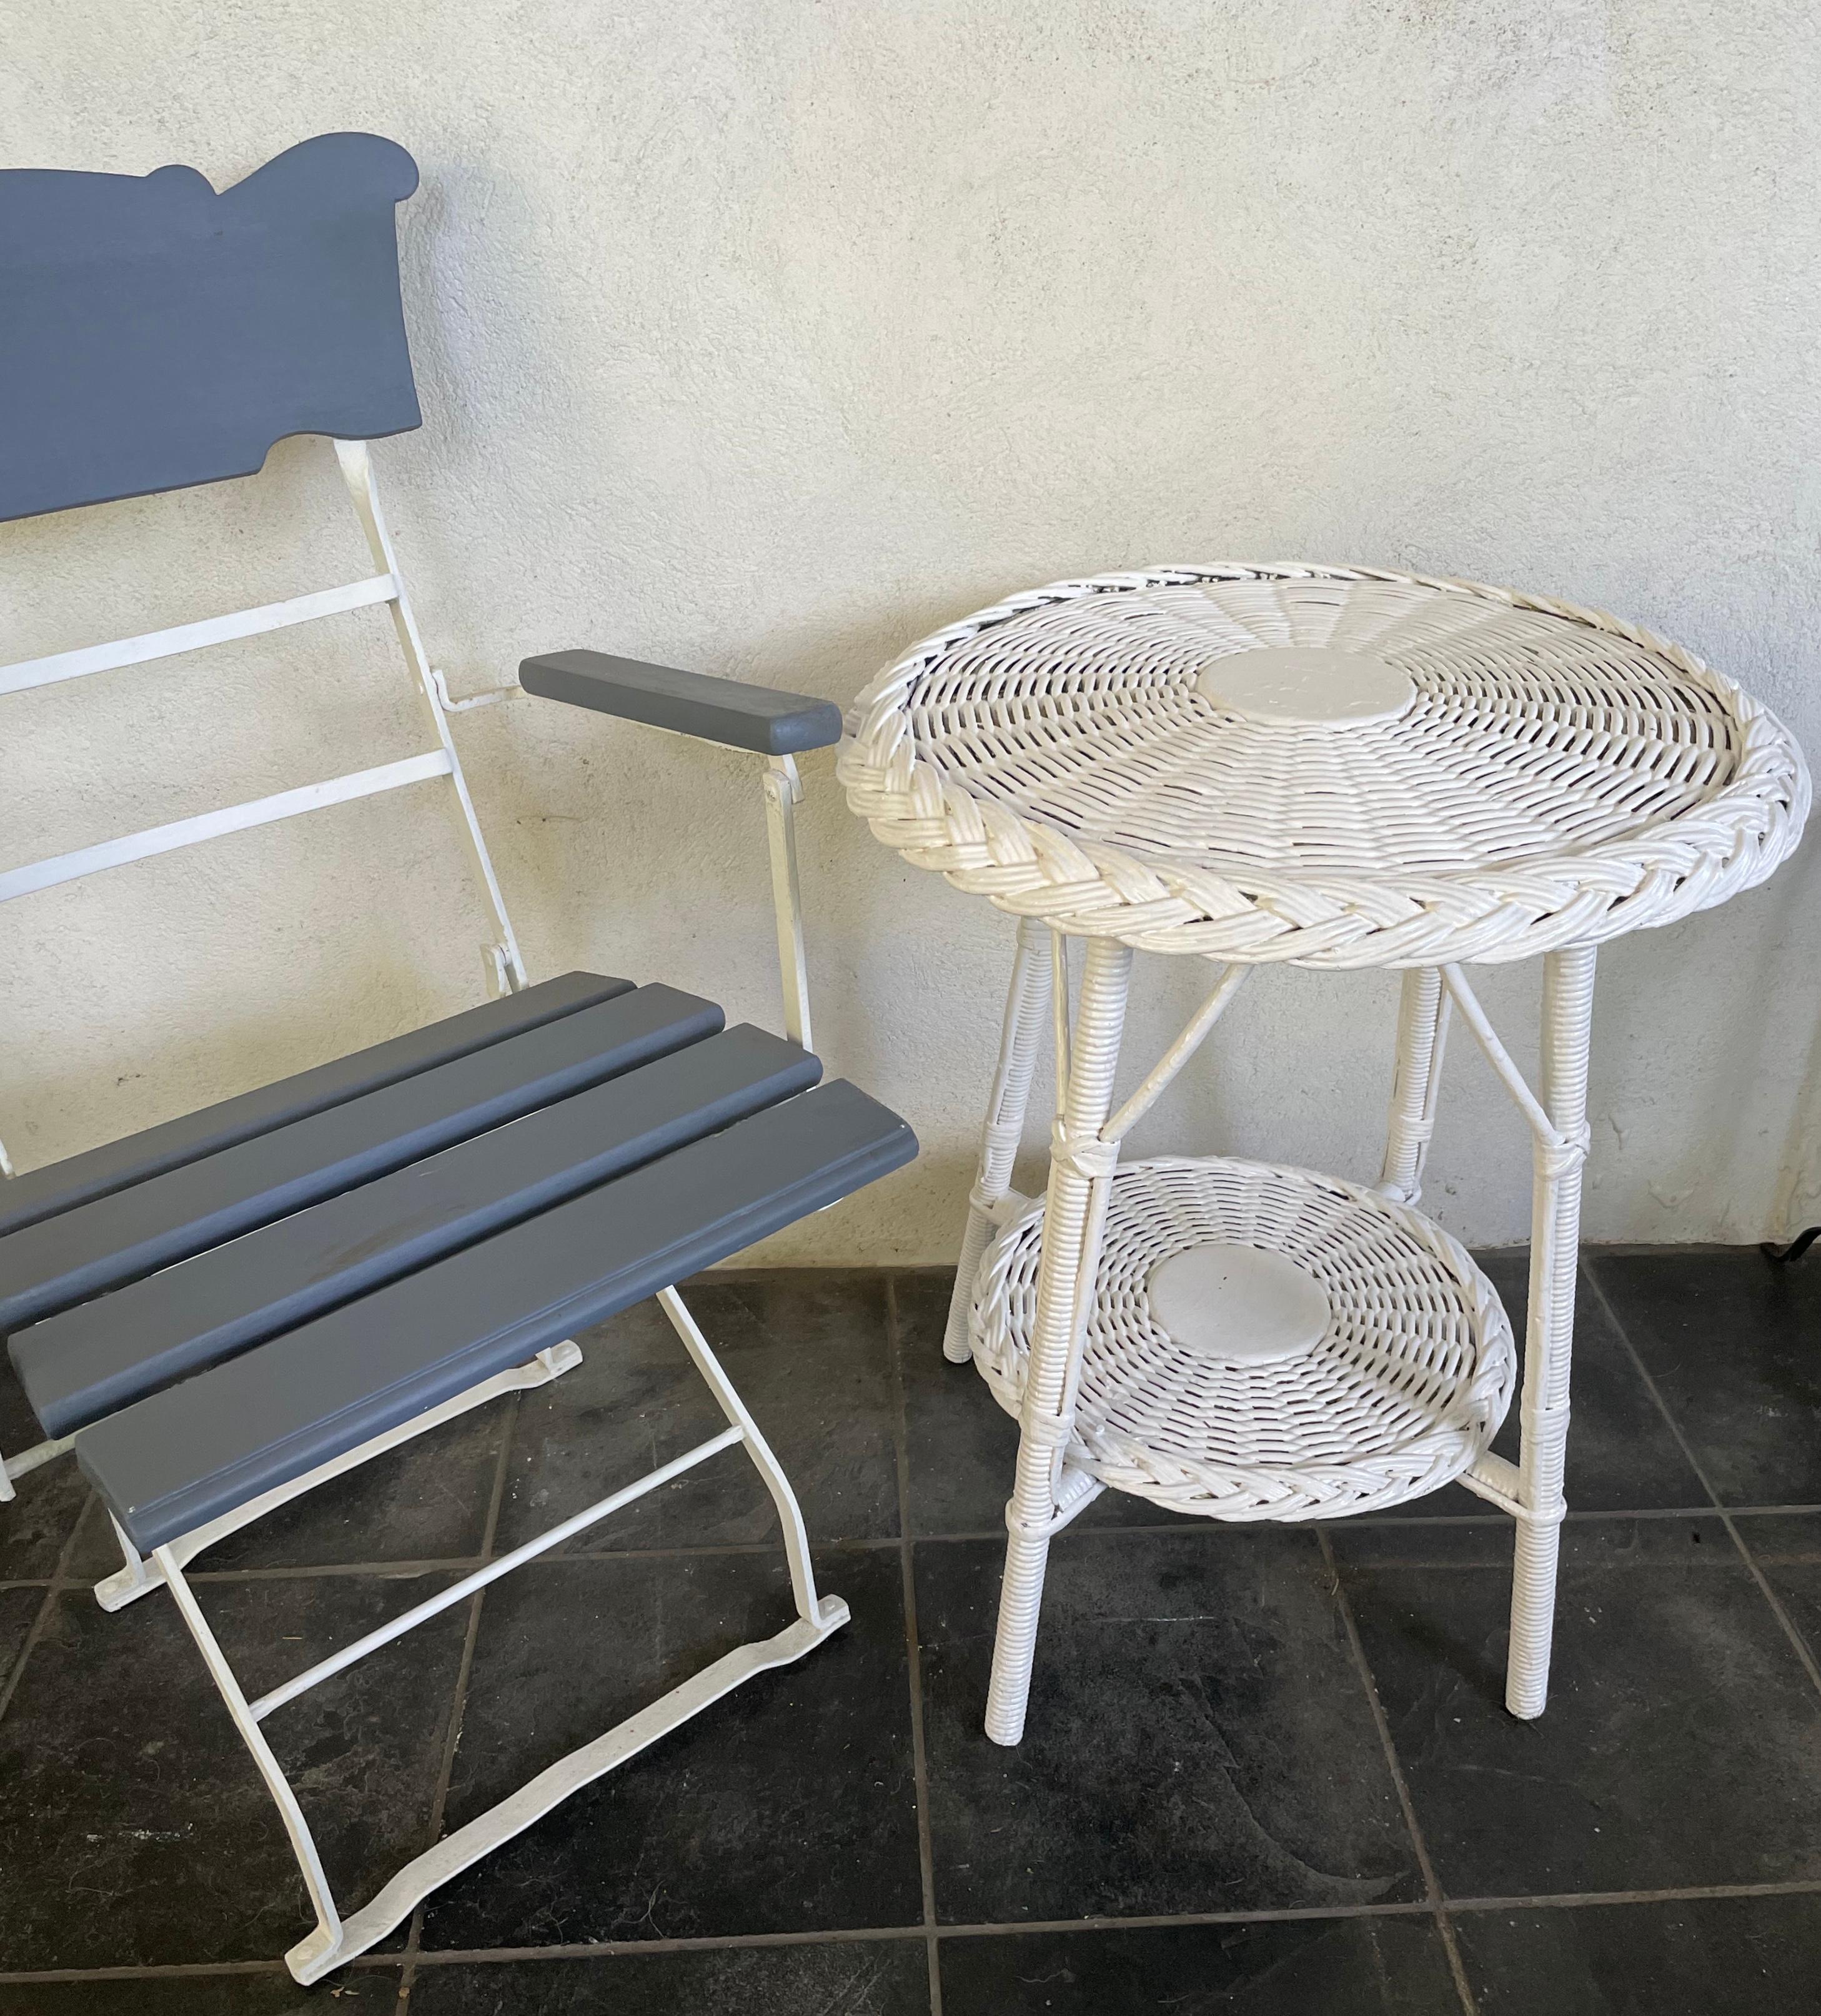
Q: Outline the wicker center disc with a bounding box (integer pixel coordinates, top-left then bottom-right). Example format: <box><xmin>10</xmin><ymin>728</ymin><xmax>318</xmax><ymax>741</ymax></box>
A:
<box><xmin>1146</xmin><ymin>1241</ymin><xmax>1332</xmax><ymax>1364</ymax></box>
<box><xmin>1194</xmin><ymin>645</ymin><xmax>1416</xmax><ymax>727</ymax></box>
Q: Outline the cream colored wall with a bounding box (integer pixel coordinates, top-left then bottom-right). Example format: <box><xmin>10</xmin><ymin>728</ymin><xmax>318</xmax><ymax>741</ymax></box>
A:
<box><xmin>4</xmin><ymin>1</ymin><xmax>1819</xmax><ymax>1262</ymax></box>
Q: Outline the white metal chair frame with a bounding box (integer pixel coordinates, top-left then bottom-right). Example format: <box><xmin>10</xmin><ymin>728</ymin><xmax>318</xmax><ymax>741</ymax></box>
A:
<box><xmin>1</xmin><ymin>435</ymin><xmax>818</xmax><ymax>1497</ymax></box>
<box><xmin>1</xmin><ymin>437</ymin><xmax>838</xmax><ymax>1981</ymax></box>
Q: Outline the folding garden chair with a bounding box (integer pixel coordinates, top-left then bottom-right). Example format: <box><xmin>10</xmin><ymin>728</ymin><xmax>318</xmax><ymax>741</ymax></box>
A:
<box><xmin>0</xmin><ymin>132</ymin><xmax>915</xmax><ymax>1982</ymax></box>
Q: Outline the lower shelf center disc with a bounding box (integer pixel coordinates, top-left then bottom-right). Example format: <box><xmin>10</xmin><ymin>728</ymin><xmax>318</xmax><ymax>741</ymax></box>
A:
<box><xmin>1146</xmin><ymin>1241</ymin><xmax>1332</xmax><ymax>1365</ymax></box>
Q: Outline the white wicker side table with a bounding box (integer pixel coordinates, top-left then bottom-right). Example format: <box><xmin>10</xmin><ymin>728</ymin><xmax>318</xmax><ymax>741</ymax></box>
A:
<box><xmin>840</xmin><ymin>565</ymin><xmax>1809</xmax><ymax>1743</ymax></box>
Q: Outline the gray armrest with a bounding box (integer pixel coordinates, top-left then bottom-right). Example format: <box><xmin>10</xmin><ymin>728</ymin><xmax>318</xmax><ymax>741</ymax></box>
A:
<box><xmin>520</xmin><ymin>650</ymin><xmax>842</xmax><ymax>757</ymax></box>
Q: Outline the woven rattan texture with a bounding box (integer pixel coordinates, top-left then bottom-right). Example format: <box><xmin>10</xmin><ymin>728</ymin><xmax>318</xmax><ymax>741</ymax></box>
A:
<box><xmin>841</xmin><ymin>566</ymin><xmax>1809</xmax><ymax>968</ymax></box>
<box><xmin>970</xmin><ymin>1156</ymin><xmax>1516</xmax><ymax>1520</ymax></box>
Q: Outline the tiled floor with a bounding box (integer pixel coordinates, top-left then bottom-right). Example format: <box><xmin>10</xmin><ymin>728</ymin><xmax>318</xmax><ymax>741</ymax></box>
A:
<box><xmin>2</xmin><ymin>1251</ymin><xmax>1820</xmax><ymax>2012</ymax></box>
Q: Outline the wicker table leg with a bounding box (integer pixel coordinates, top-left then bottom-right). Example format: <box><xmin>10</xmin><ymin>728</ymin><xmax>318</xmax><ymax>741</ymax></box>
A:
<box><xmin>1506</xmin><ymin>945</ymin><xmax>1597</xmax><ymax>1719</ymax></box>
<box><xmin>984</xmin><ymin>936</ymin><xmax>1133</xmax><ymax>1746</ymax></box>
<box><xmin>1378</xmin><ymin>967</ymin><xmax>1450</xmax><ymax>1206</ymax></box>
<box><xmin>945</xmin><ymin>917</ymin><xmax>1053</xmax><ymax>1363</ymax></box>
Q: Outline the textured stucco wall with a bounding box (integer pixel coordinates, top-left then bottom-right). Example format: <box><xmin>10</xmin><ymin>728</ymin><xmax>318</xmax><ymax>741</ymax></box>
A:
<box><xmin>4</xmin><ymin>0</ymin><xmax>1819</xmax><ymax>1262</ymax></box>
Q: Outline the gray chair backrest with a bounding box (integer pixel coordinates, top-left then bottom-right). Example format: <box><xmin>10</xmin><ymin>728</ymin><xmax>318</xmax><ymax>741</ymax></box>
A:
<box><xmin>0</xmin><ymin>133</ymin><xmax>528</xmax><ymax>1193</ymax></box>
<box><xmin>0</xmin><ymin>131</ymin><xmax>422</xmax><ymax>523</ymax></box>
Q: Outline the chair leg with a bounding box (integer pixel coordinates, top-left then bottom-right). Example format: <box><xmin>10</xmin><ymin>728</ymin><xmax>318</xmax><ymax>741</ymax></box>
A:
<box><xmin>984</xmin><ymin>935</ymin><xmax>1133</xmax><ymax>1747</ymax></box>
<box><xmin>1506</xmin><ymin>945</ymin><xmax>1597</xmax><ymax>1720</ymax></box>
<box><xmin>143</xmin><ymin>1293</ymin><xmax>848</xmax><ymax>1984</ymax></box>
<box><xmin>104</xmin><ymin>1514</ymin><xmax>156</xmax><ymax>1605</ymax></box>
<box><xmin>1378</xmin><ymin>965</ymin><xmax>1450</xmax><ymax>1205</ymax></box>
<box><xmin>156</xmin><ymin>1545</ymin><xmax>347</xmax><ymax>1979</ymax></box>
<box><xmin>945</xmin><ymin>916</ymin><xmax>1053</xmax><ymax>1363</ymax></box>
<box><xmin>658</xmin><ymin>1284</ymin><xmax>843</xmax><ymax>1631</ymax></box>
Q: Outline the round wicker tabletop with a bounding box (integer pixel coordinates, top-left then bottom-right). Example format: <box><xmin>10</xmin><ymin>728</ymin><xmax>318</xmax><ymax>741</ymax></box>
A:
<box><xmin>840</xmin><ymin>565</ymin><xmax>1809</xmax><ymax>969</ymax></box>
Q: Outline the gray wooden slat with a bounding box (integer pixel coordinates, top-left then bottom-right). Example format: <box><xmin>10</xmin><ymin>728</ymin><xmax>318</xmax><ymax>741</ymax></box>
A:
<box><xmin>79</xmin><ymin>1080</ymin><xmax>917</xmax><ymax>1550</ymax></box>
<box><xmin>520</xmin><ymin>651</ymin><xmax>843</xmax><ymax>756</ymax></box>
<box><xmin>0</xmin><ymin>985</ymin><xmax>720</xmax><ymax>1334</ymax></box>
<box><xmin>14</xmin><ymin>1025</ymin><xmax>819</xmax><ymax>1438</ymax></box>
<box><xmin>1</xmin><ymin>134</ymin><xmax>422</xmax><ymax>524</ymax></box>
<box><xmin>0</xmin><ymin>971</ymin><xmax>629</xmax><ymax>1242</ymax></box>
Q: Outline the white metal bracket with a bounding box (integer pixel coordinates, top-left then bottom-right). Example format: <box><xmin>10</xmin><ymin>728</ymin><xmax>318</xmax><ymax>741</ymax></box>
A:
<box><xmin>483</xmin><ymin>941</ymin><xmax>522</xmax><ymax>999</ymax></box>
<box><xmin>761</xmin><ymin>753</ymin><xmax>813</xmax><ymax>1051</ymax></box>
<box><xmin>429</xmin><ymin>667</ymin><xmax>517</xmax><ymax>715</ymax></box>
<box><xmin>1</xmin><ymin>1431</ymin><xmax>73</xmax><ymax>1506</ymax></box>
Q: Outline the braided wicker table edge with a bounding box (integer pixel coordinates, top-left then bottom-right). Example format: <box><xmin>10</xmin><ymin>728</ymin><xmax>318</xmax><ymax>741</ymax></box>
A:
<box><xmin>837</xmin><ymin>562</ymin><xmax>1810</xmax><ymax>970</ymax></box>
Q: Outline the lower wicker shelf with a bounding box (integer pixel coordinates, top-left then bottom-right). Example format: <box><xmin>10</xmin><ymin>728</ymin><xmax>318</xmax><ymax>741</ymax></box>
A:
<box><xmin>970</xmin><ymin>1155</ymin><xmax>1516</xmax><ymax>1521</ymax></box>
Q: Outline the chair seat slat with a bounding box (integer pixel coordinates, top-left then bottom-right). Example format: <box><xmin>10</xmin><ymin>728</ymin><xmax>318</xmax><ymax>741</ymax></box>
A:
<box><xmin>0</xmin><ymin>970</ymin><xmax>629</xmax><ymax>1241</ymax></box>
<box><xmin>0</xmin><ymin>984</ymin><xmax>718</xmax><ymax>1331</ymax></box>
<box><xmin>77</xmin><ymin>1079</ymin><xmax>916</xmax><ymax>1551</ymax></box>
<box><xmin>14</xmin><ymin>1023</ymin><xmax>818</xmax><ymax>1436</ymax></box>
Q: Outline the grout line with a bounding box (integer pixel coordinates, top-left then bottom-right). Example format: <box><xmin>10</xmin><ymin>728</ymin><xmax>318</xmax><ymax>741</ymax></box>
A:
<box><xmin>555</xmin><ymin>1533</ymin><xmax>896</xmax><ymax>1562</ymax></box>
<box><xmin>0</xmin><ymin>1489</ymin><xmax>100</xmax><ymax>1727</ymax></box>
<box><xmin>10</xmin><ymin>1877</ymin><xmax>1821</xmax><ymax>1984</ymax></box>
<box><xmin>886</xmin><ymin>1274</ymin><xmax>945</xmax><ymax>2016</ymax></box>
<box><xmin>1319</xmin><ymin>1527</ymin><xmax>1479</xmax><ymax>2016</ymax></box>
<box><xmin>396</xmin><ymin>1390</ymin><xmax>523</xmax><ymax>2010</ymax></box>
<box><xmin>51</xmin><ymin>1501</ymin><xmax>1821</xmax><ymax>1596</ymax></box>
<box><xmin>177</xmin><ymin>1534</ymin><xmax>910</xmax><ymax>1586</ymax></box>
<box><xmin>1582</xmin><ymin>1259</ymin><xmax>1821</xmax><ymax>1701</ymax></box>
<box><xmin>187</xmin><ymin>1556</ymin><xmax>489</xmax><ymax>1583</ymax></box>
<box><xmin>0</xmin><ymin>1960</ymin><xmax>344</xmax><ymax>1984</ymax></box>
<box><xmin>1422</xmin><ymin>1877</ymin><xmax>1821</xmax><ymax>1914</ymax></box>
<box><xmin>931</xmin><ymin>1876</ymin><xmax>1821</xmax><ymax>1929</ymax></box>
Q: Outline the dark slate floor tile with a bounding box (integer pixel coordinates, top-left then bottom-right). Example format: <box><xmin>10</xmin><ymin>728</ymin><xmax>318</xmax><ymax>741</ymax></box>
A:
<box><xmin>495</xmin><ymin>1274</ymin><xmax>898</xmax><ymax>1556</ymax></box>
<box><xmin>1589</xmin><ymin>1249</ymin><xmax>1821</xmax><ymax>1506</ymax></box>
<box><xmin>0</xmin><ymin>1584</ymin><xmax>42</xmax><ymax>1692</ymax></box>
<box><xmin>181</xmin><ymin>1405</ymin><xmax>503</xmax><ymax>1576</ymax></box>
<box><xmin>405</xmin><ymin>1943</ymin><xmax>931</xmax><ymax>2015</ymax></box>
<box><xmin>895</xmin><ymin>1270</ymin><xmax>1020</xmax><ymax>1538</ymax></box>
<box><xmin>1373</xmin><ymin>1253</ymin><xmax>1705</xmax><ymax>1521</ymax></box>
<box><xmin>1326</xmin><ymin>1511</ymin><xmax>1732</xmax><ymax>1574</ymax></box>
<box><xmin>916</xmin><ymin>1529</ymin><xmax>1422</xmax><ymax>1924</ymax></box>
<box><xmin>940</xmin><ymin>1916</ymin><xmax>1462</xmax><ymax>2015</ymax></box>
<box><xmin>1339</xmin><ymin>1519</ymin><xmax>1821</xmax><ymax>1897</ymax></box>
<box><xmin>419</xmin><ymin>1544</ymin><xmax>920</xmax><ymax>1949</ymax></box>
<box><xmin>0</xmin><ymin>1370</ymin><xmax>91</xmax><ymax>1582</ymax></box>
<box><xmin>0</xmin><ymin>1970</ymin><xmax>399</xmax><ymax>2014</ymax></box>
<box><xmin>1732</xmin><ymin>1511</ymin><xmax>1821</xmax><ymax>1561</ymax></box>
<box><xmin>892</xmin><ymin>1271</ymin><xmax>1217</xmax><ymax>1538</ymax></box>
<box><xmin>1734</xmin><ymin>1511</ymin><xmax>1821</xmax><ymax>1669</ymax></box>
<box><xmin>0</xmin><ymin>1570</ymin><xmax>467</xmax><ymax>1969</ymax></box>
<box><xmin>1455</xmin><ymin>1893</ymin><xmax>1821</xmax><ymax>2015</ymax></box>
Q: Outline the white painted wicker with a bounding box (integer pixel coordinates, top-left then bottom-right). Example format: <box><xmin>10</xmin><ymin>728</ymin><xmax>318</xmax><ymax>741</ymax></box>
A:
<box><xmin>840</xmin><ymin>565</ymin><xmax>1810</xmax><ymax>968</ymax></box>
<box><xmin>971</xmin><ymin>1156</ymin><xmax>1516</xmax><ymax>1520</ymax></box>
<box><xmin>846</xmin><ymin>562</ymin><xmax>1809</xmax><ymax>1739</ymax></box>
